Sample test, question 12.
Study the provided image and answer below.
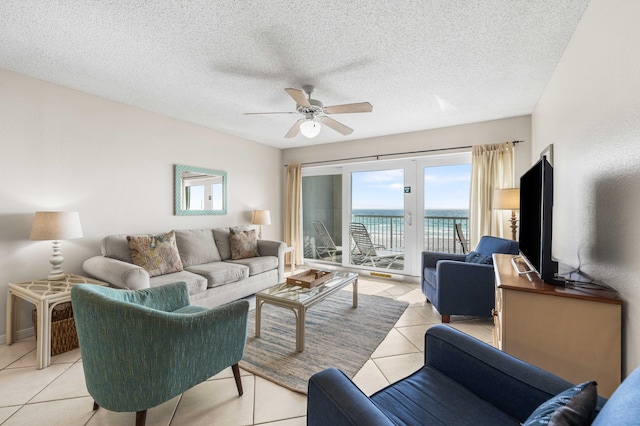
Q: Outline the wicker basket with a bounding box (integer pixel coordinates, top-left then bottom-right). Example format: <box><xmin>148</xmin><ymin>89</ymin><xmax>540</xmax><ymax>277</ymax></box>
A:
<box><xmin>32</xmin><ymin>302</ymin><xmax>79</xmax><ymax>356</ymax></box>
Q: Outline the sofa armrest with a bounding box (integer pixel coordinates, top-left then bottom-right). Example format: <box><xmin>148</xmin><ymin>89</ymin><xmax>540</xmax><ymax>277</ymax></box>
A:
<box><xmin>257</xmin><ymin>239</ymin><xmax>287</xmax><ymax>282</ymax></box>
<box><xmin>308</xmin><ymin>368</ymin><xmax>396</xmax><ymax>426</ymax></box>
<box><xmin>83</xmin><ymin>256</ymin><xmax>150</xmax><ymax>290</ymax></box>
<box><xmin>421</xmin><ymin>251</ymin><xmax>466</xmax><ymax>269</ymax></box>
<box><xmin>425</xmin><ymin>325</ymin><xmax>576</xmax><ymax>423</ymax></box>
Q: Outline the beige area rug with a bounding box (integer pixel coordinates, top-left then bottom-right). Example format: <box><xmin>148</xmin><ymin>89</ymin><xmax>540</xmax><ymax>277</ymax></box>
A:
<box><xmin>239</xmin><ymin>291</ymin><xmax>409</xmax><ymax>394</ymax></box>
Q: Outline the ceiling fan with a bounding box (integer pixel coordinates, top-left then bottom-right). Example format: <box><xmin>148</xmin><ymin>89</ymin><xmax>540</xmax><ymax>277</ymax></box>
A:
<box><xmin>244</xmin><ymin>85</ymin><xmax>373</xmax><ymax>138</ymax></box>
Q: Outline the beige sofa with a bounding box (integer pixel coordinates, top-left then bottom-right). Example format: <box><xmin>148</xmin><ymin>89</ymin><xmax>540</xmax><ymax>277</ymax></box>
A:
<box><xmin>83</xmin><ymin>228</ymin><xmax>286</xmax><ymax>308</ymax></box>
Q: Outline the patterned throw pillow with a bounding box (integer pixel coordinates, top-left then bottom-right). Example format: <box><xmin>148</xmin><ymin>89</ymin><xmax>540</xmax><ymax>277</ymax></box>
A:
<box><xmin>127</xmin><ymin>231</ymin><xmax>184</xmax><ymax>277</ymax></box>
<box><xmin>229</xmin><ymin>227</ymin><xmax>259</xmax><ymax>260</ymax></box>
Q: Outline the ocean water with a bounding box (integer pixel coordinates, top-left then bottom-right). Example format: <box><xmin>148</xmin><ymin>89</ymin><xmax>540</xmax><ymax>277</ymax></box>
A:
<box><xmin>352</xmin><ymin>209</ymin><xmax>468</xmax><ymax>218</ymax></box>
<box><xmin>351</xmin><ymin>209</ymin><xmax>468</xmax><ymax>252</ymax></box>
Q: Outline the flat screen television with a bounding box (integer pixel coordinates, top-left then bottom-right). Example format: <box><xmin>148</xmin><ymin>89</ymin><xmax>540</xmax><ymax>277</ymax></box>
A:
<box><xmin>518</xmin><ymin>156</ymin><xmax>564</xmax><ymax>285</ymax></box>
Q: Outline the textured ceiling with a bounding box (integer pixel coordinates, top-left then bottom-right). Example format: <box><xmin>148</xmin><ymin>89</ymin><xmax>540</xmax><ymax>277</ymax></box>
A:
<box><xmin>0</xmin><ymin>1</ymin><xmax>590</xmax><ymax>149</ymax></box>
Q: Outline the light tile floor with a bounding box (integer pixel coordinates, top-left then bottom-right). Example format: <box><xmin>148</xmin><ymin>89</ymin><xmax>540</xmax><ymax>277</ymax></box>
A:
<box><xmin>0</xmin><ymin>276</ymin><xmax>495</xmax><ymax>425</ymax></box>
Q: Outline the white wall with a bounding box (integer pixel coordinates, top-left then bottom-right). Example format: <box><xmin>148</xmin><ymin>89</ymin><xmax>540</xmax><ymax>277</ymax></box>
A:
<box><xmin>532</xmin><ymin>0</ymin><xmax>640</xmax><ymax>376</ymax></box>
<box><xmin>0</xmin><ymin>69</ymin><xmax>282</xmax><ymax>338</ymax></box>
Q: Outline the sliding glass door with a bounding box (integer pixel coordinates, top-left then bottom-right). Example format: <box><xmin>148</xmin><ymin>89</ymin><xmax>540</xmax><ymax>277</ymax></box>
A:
<box><xmin>301</xmin><ymin>153</ymin><xmax>470</xmax><ymax>276</ymax></box>
<box><xmin>344</xmin><ymin>161</ymin><xmax>416</xmax><ymax>275</ymax></box>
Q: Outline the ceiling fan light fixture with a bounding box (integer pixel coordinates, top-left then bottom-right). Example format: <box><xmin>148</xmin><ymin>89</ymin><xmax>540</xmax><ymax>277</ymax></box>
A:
<box><xmin>300</xmin><ymin>119</ymin><xmax>321</xmax><ymax>138</ymax></box>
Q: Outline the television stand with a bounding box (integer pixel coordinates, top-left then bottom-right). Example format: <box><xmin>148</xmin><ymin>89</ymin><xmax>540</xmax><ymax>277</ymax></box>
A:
<box><xmin>493</xmin><ymin>253</ymin><xmax>622</xmax><ymax>397</ymax></box>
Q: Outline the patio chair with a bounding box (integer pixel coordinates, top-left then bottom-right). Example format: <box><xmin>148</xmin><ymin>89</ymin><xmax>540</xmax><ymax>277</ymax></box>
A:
<box><xmin>454</xmin><ymin>223</ymin><xmax>469</xmax><ymax>254</ymax></box>
<box><xmin>312</xmin><ymin>220</ymin><xmax>342</xmax><ymax>261</ymax></box>
<box><xmin>349</xmin><ymin>222</ymin><xmax>404</xmax><ymax>269</ymax></box>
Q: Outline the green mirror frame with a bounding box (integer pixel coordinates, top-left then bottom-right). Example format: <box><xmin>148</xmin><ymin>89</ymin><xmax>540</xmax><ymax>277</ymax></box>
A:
<box><xmin>174</xmin><ymin>164</ymin><xmax>228</xmax><ymax>216</ymax></box>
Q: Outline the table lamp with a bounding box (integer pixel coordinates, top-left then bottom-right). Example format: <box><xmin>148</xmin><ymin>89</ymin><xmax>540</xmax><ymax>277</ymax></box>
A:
<box><xmin>251</xmin><ymin>210</ymin><xmax>271</xmax><ymax>239</ymax></box>
<box><xmin>494</xmin><ymin>189</ymin><xmax>520</xmax><ymax>240</ymax></box>
<box><xmin>30</xmin><ymin>211</ymin><xmax>83</xmax><ymax>280</ymax></box>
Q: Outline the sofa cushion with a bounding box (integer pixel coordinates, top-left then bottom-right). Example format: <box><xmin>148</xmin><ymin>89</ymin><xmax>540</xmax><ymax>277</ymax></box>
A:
<box><xmin>371</xmin><ymin>365</ymin><xmax>519</xmax><ymax>425</ymax></box>
<box><xmin>226</xmin><ymin>256</ymin><xmax>278</xmax><ymax>276</ymax></box>
<box><xmin>148</xmin><ymin>270</ymin><xmax>207</xmax><ymax>295</ymax></box>
<box><xmin>174</xmin><ymin>229</ymin><xmax>222</xmax><ymax>267</ymax></box>
<box><xmin>102</xmin><ymin>234</ymin><xmax>134</xmax><ymax>263</ymax></box>
<box><xmin>465</xmin><ymin>251</ymin><xmax>493</xmax><ymax>265</ymax></box>
<box><xmin>127</xmin><ymin>231</ymin><xmax>184</xmax><ymax>277</ymax></box>
<box><xmin>229</xmin><ymin>227</ymin><xmax>260</xmax><ymax>260</ymax></box>
<box><xmin>213</xmin><ymin>226</ymin><xmax>254</xmax><ymax>260</ymax></box>
<box><xmin>185</xmin><ymin>262</ymin><xmax>249</xmax><ymax>288</ymax></box>
<box><xmin>523</xmin><ymin>381</ymin><xmax>597</xmax><ymax>426</ymax></box>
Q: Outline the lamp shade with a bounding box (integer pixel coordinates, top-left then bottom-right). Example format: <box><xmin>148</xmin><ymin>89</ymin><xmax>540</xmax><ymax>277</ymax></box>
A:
<box><xmin>251</xmin><ymin>210</ymin><xmax>271</xmax><ymax>226</ymax></box>
<box><xmin>30</xmin><ymin>211</ymin><xmax>83</xmax><ymax>241</ymax></box>
<box><xmin>494</xmin><ymin>189</ymin><xmax>520</xmax><ymax>210</ymax></box>
<box><xmin>300</xmin><ymin>119</ymin><xmax>321</xmax><ymax>138</ymax></box>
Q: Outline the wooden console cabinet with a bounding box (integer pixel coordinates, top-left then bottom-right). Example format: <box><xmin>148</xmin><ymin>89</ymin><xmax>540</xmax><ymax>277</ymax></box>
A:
<box><xmin>492</xmin><ymin>254</ymin><xmax>622</xmax><ymax>397</ymax></box>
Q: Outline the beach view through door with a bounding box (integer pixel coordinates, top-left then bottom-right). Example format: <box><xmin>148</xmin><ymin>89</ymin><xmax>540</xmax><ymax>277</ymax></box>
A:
<box><xmin>421</xmin><ymin>163</ymin><xmax>471</xmax><ymax>254</ymax></box>
<box><xmin>301</xmin><ymin>155</ymin><xmax>470</xmax><ymax>276</ymax></box>
<box><xmin>349</xmin><ymin>166</ymin><xmax>411</xmax><ymax>273</ymax></box>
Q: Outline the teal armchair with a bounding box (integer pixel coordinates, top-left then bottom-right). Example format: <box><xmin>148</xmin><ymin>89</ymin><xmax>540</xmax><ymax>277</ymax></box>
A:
<box><xmin>71</xmin><ymin>282</ymin><xmax>249</xmax><ymax>426</ymax></box>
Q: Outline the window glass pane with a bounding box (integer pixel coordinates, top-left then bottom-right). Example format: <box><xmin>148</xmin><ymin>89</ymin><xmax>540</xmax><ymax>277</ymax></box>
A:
<box><xmin>423</xmin><ymin>164</ymin><xmax>471</xmax><ymax>253</ymax></box>
<box><xmin>351</xmin><ymin>169</ymin><xmax>405</xmax><ymax>271</ymax></box>
<box><xmin>302</xmin><ymin>174</ymin><xmax>342</xmax><ymax>263</ymax></box>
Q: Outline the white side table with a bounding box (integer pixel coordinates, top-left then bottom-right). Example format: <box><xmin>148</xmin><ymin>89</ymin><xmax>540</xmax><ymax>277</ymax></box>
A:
<box><xmin>6</xmin><ymin>273</ymin><xmax>108</xmax><ymax>369</ymax></box>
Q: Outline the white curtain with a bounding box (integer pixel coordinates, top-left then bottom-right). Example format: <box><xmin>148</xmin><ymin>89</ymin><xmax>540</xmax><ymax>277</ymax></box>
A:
<box><xmin>469</xmin><ymin>142</ymin><xmax>514</xmax><ymax>248</ymax></box>
<box><xmin>285</xmin><ymin>164</ymin><xmax>303</xmax><ymax>265</ymax></box>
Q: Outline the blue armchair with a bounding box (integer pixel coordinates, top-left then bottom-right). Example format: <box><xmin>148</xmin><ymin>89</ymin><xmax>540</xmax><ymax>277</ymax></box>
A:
<box><xmin>308</xmin><ymin>324</ymin><xmax>640</xmax><ymax>425</ymax></box>
<box><xmin>71</xmin><ymin>282</ymin><xmax>249</xmax><ymax>426</ymax></box>
<box><xmin>421</xmin><ymin>235</ymin><xmax>519</xmax><ymax>322</ymax></box>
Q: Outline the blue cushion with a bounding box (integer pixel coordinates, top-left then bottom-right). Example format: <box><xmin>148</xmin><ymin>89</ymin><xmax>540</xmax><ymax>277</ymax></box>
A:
<box><xmin>476</xmin><ymin>236</ymin><xmax>519</xmax><ymax>256</ymax></box>
<box><xmin>371</xmin><ymin>366</ymin><xmax>519</xmax><ymax>425</ymax></box>
<box><xmin>465</xmin><ymin>251</ymin><xmax>493</xmax><ymax>264</ymax></box>
<box><xmin>523</xmin><ymin>381</ymin><xmax>597</xmax><ymax>426</ymax></box>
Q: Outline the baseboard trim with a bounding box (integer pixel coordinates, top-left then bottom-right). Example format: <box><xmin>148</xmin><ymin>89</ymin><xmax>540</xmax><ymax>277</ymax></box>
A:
<box><xmin>0</xmin><ymin>327</ymin><xmax>35</xmax><ymax>346</ymax></box>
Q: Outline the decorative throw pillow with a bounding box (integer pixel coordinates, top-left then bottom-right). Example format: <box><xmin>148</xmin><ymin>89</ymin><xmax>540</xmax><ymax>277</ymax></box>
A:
<box><xmin>127</xmin><ymin>231</ymin><xmax>184</xmax><ymax>277</ymax></box>
<box><xmin>465</xmin><ymin>251</ymin><xmax>493</xmax><ymax>265</ymax></box>
<box><xmin>523</xmin><ymin>381</ymin><xmax>598</xmax><ymax>426</ymax></box>
<box><xmin>229</xmin><ymin>227</ymin><xmax>259</xmax><ymax>260</ymax></box>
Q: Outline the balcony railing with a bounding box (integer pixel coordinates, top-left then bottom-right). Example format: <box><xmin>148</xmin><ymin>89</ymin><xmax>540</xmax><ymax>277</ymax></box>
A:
<box><xmin>351</xmin><ymin>214</ymin><xmax>469</xmax><ymax>254</ymax></box>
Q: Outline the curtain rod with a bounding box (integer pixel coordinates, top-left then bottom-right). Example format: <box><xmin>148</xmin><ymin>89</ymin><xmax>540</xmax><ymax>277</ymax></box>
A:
<box><xmin>284</xmin><ymin>140</ymin><xmax>524</xmax><ymax>167</ymax></box>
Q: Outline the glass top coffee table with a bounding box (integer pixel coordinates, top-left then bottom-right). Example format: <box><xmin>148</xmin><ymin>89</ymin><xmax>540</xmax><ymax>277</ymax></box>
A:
<box><xmin>255</xmin><ymin>271</ymin><xmax>358</xmax><ymax>352</ymax></box>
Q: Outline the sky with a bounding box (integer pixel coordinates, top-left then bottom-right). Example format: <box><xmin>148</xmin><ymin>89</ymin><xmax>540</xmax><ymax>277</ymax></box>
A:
<box><xmin>351</xmin><ymin>164</ymin><xmax>471</xmax><ymax>210</ymax></box>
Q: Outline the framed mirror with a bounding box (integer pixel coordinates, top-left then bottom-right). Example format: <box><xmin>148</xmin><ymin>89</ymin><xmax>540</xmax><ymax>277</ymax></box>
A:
<box><xmin>175</xmin><ymin>164</ymin><xmax>227</xmax><ymax>215</ymax></box>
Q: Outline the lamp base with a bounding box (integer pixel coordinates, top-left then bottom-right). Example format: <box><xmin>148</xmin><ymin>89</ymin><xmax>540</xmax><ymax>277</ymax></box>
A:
<box><xmin>48</xmin><ymin>240</ymin><xmax>66</xmax><ymax>281</ymax></box>
<box><xmin>509</xmin><ymin>210</ymin><xmax>519</xmax><ymax>241</ymax></box>
<box><xmin>47</xmin><ymin>272</ymin><xmax>66</xmax><ymax>281</ymax></box>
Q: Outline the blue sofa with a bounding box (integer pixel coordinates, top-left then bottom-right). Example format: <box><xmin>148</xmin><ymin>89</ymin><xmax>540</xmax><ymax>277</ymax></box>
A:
<box><xmin>422</xmin><ymin>235</ymin><xmax>519</xmax><ymax>322</ymax></box>
<box><xmin>308</xmin><ymin>325</ymin><xmax>640</xmax><ymax>425</ymax></box>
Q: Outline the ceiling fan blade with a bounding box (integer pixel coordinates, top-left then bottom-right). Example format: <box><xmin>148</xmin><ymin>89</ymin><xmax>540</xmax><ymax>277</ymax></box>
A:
<box><xmin>243</xmin><ymin>112</ymin><xmax>298</xmax><ymax>115</ymax></box>
<box><xmin>285</xmin><ymin>88</ymin><xmax>311</xmax><ymax>107</ymax></box>
<box><xmin>285</xmin><ymin>118</ymin><xmax>305</xmax><ymax>138</ymax></box>
<box><xmin>324</xmin><ymin>102</ymin><xmax>373</xmax><ymax>114</ymax></box>
<box><xmin>319</xmin><ymin>116</ymin><xmax>353</xmax><ymax>135</ymax></box>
